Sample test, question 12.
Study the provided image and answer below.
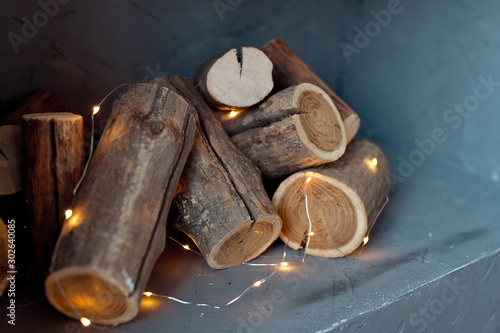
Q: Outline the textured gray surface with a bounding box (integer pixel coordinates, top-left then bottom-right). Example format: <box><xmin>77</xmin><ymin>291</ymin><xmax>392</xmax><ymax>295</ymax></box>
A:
<box><xmin>1</xmin><ymin>0</ymin><xmax>500</xmax><ymax>332</ymax></box>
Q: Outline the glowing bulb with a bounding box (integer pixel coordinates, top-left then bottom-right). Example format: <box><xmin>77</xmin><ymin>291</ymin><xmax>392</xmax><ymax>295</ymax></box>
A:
<box><xmin>306</xmin><ymin>176</ymin><xmax>312</xmax><ymax>184</ymax></box>
<box><xmin>143</xmin><ymin>291</ymin><xmax>153</xmax><ymax>297</ymax></box>
<box><xmin>363</xmin><ymin>236</ymin><xmax>369</xmax><ymax>245</ymax></box>
<box><xmin>65</xmin><ymin>209</ymin><xmax>73</xmax><ymax>219</ymax></box>
<box><xmin>80</xmin><ymin>317</ymin><xmax>91</xmax><ymax>327</ymax></box>
<box><xmin>280</xmin><ymin>262</ymin><xmax>289</xmax><ymax>267</ymax></box>
<box><xmin>308</xmin><ymin>232</ymin><xmax>314</xmax><ymax>236</ymax></box>
<box><xmin>253</xmin><ymin>280</ymin><xmax>262</xmax><ymax>287</ymax></box>
<box><xmin>229</xmin><ymin>111</ymin><xmax>238</xmax><ymax>118</ymax></box>
<box><xmin>371</xmin><ymin>158</ymin><xmax>378</xmax><ymax>167</ymax></box>
<box><xmin>182</xmin><ymin>245</ymin><xmax>190</xmax><ymax>250</ymax></box>
<box><xmin>93</xmin><ymin>106</ymin><xmax>100</xmax><ymax>115</ymax></box>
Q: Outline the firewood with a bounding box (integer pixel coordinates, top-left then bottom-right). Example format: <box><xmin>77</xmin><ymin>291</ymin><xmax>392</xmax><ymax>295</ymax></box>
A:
<box><xmin>167</xmin><ymin>75</ymin><xmax>282</xmax><ymax>269</ymax></box>
<box><xmin>44</xmin><ymin>83</ymin><xmax>196</xmax><ymax>325</ymax></box>
<box><xmin>0</xmin><ymin>88</ymin><xmax>74</xmax><ymax>126</ymax></box>
<box><xmin>215</xmin><ymin>83</ymin><xmax>347</xmax><ymax>179</ymax></box>
<box><xmin>193</xmin><ymin>47</ymin><xmax>274</xmax><ymax>109</ymax></box>
<box><xmin>21</xmin><ymin>113</ymin><xmax>84</xmax><ymax>280</ymax></box>
<box><xmin>272</xmin><ymin>139</ymin><xmax>390</xmax><ymax>257</ymax></box>
<box><xmin>0</xmin><ymin>125</ymin><xmax>24</xmax><ymax>195</ymax></box>
<box><xmin>261</xmin><ymin>39</ymin><xmax>360</xmax><ymax>143</ymax></box>
<box><xmin>0</xmin><ymin>218</ymin><xmax>9</xmax><ymax>296</ymax></box>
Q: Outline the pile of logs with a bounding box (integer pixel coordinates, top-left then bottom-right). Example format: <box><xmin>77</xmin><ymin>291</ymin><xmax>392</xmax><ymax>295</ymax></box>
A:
<box><xmin>0</xmin><ymin>39</ymin><xmax>390</xmax><ymax>326</ymax></box>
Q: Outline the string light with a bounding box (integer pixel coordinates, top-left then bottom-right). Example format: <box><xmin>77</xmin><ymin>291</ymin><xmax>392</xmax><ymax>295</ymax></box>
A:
<box><xmin>80</xmin><ymin>317</ymin><xmax>91</xmax><ymax>327</ymax></box>
<box><xmin>363</xmin><ymin>236</ymin><xmax>369</xmax><ymax>245</ymax></box>
<box><xmin>182</xmin><ymin>245</ymin><xmax>190</xmax><ymax>250</ymax></box>
<box><xmin>143</xmin><ymin>292</ymin><xmax>153</xmax><ymax>297</ymax></box>
<box><xmin>229</xmin><ymin>111</ymin><xmax>238</xmax><ymax>118</ymax></box>
<box><xmin>280</xmin><ymin>262</ymin><xmax>289</xmax><ymax>267</ymax></box>
<box><xmin>371</xmin><ymin>158</ymin><xmax>378</xmax><ymax>166</ymax></box>
<box><xmin>65</xmin><ymin>209</ymin><xmax>73</xmax><ymax>219</ymax></box>
<box><xmin>93</xmin><ymin>106</ymin><xmax>100</xmax><ymax>115</ymax></box>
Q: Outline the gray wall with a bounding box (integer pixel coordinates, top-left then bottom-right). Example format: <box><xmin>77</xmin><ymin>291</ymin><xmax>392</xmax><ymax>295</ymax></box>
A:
<box><xmin>2</xmin><ymin>0</ymin><xmax>499</xmax><ymax>180</ymax></box>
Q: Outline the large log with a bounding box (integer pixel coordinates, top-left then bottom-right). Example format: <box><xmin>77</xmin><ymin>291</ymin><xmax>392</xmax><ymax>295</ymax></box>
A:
<box><xmin>45</xmin><ymin>83</ymin><xmax>196</xmax><ymax>325</ymax></box>
<box><xmin>168</xmin><ymin>76</ymin><xmax>282</xmax><ymax>269</ymax></box>
<box><xmin>22</xmin><ymin>113</ymin><xmax>84</xmax><ymax>280</ymax></box>
<box><xmin>215</xmin><ymin>83</ymin><xmax>346</xmax><ymax>178</ymax></box>
<box><xmin>272</xmin><ymin>139</ymin><xmax>390</xmax><ymax>257</ymax></box>
<box><xmin>193</xmin><ymin>47</ymin><xmax>274</xmax><ymax>109</ymax></box>
<box><xmin>261</xmin><ymin>39</ymin><xmax>360</xmax><ymax>143</ymax></box>
<box><xmin>0</xmin><ymin>88</ymin><xmax>74</xmax><ymax>126</ymax></box>
<box><xmin>0</xmin><ymin>125</ymin><xmax>24</xmax><ymax>196</ymax></box>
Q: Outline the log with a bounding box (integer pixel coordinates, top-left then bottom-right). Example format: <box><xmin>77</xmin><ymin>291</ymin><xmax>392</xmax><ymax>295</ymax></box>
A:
<box><xmin>167</xmin><ymin>75</ymin><xmax>282</xmax><ymax>269</ymax></box>
<box><xmin>45</xmin><ymin>83</ymin><xmax>196</xmax><ymax>325</ymax></box>
<box><xmin>0</xmin><ymin>218</ymin><xmax>9</xmax><ymax>296</ymax></box>
<box><xmin>193</xmin><ymin>47</ymin><xmax>274</xmax><ymax>109</ymax></box>
<box><xmin>0</xmin><ymin>88</ymin><xmax>74</xmax><ymax>126</ymax></box>
<box><xmin>261</xmin><ymin>38</ymin><xmax>360</xmax><ymax>143</ymax></box>
<box><xmin>272</xmin><ymin>139</ymin><xmax>390</xmax><ymax>257</ymax></box>
<box><xmin>0</xmin><ymin>125</ymin><xmax>24</xmax><ymax>195</ymax></box>
<box><xmin>21</xmin><ymin>113</ymin><xmax>84</xmax><ymax>280</ymax></box>
<box><xmin>215</xmin><ymin>83</ymin><xmax>346</xmax><ymax>179</ymax></box>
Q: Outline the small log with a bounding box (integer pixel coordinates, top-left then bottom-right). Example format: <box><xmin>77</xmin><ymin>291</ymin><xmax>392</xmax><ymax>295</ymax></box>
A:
<box><xmin>168</xmin><ymin>76</ymin><xmax>282</xmax><ymax>269</ymax></box>
<box><xmin>0</xmin><ymin>88</ymin><xmax>74</xmax><ymax>126</ymax></box>
<box><xmin>22</xmin><ymin>113</ymin><xmax>84</xmax><ymax>280</ymax></box>
<box><xmin>0</xmin><ymin>125</ymin><xmax>24</xmax><ymax>195</ymax></box>
<box><xmin>193</xmin><ymin>47</ymin><xmax>274</xmax><ymax>109</ymax></box>
<box><xmin>272</xmin><ymin>139</ymin><xmax>390</xmax><ymax>257</ymax></box>
<box><xmin>215</xmin><ymin>83</ymin><xmax>346</xmax><ymax>179</ymax></box>
<box><xmin>0</xmin><ymin>218</ymin><xmax>9</xmax><ymax>296</ymax></box>
<box><xmin>261</xmin><ymin>39</ymin><xmax>360</xmax><ymax>143</ymax></box>
<box><xmin>45</xmin><ymin>83</ymin><xmax>196</xmax><ymax>325</ymax></box>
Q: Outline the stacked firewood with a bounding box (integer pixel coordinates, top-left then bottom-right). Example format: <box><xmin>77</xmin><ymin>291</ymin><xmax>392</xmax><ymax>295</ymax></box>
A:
<box><xmin>0</xmin><ymin>39</ymin><xmax>390</xmax><ymax>325</ymax></box>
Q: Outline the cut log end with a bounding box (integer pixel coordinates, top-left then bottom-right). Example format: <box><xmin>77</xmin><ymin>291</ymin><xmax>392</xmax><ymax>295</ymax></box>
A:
<box><xmin>45</xmin><ymin>267</ymin><xmax>139</xmax><ymax>326</ymax></box>
<box><xmin>197</xmin><ymin>47</ymin><xmax>274</xmax><ymax>109</ymax></box>
<box><xmin>292</xmin><ymin>83</ymin><xmax>346</xmax><ymax>161</ymax></box>
<box><xmin>273</xmin><ymin>172</ymin><xmax>367</xmax><ymax>258</ymax></box>
<box><xmin>207</xmin><ymin>214</ymin><xmax>281</xmax><ymax>269</ymax></box>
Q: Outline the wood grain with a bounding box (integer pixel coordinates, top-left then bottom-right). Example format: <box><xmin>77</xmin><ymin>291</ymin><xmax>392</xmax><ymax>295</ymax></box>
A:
<box><xmin>273</xmin><ymin>139</ymin><xmax>390</xmax><ymax>257</ymax></box>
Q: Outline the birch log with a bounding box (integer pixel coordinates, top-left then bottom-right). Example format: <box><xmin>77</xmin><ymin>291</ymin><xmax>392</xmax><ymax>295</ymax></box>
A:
<box><xmin>167</xmin><ymin>76</ymin><xmax>282</xmax><ymax>269</ymax></box>
<box><xmin>272</xmin><ymin>139</ymin><xmax>390</xmax><ymax>257</ymax></box>
<box><xmin>215</xmin><ymin>83</ymin><xmax>346</xmax><ymax>178</ymax></box>
<box><xmin>45</xmin><ymin>83</ymin><xmax>196</xmax><ymax>325</ymax></box>
<box><xmin>261</xmin><ymin>39</ymin><xmax>360</xmax><ymax>143</ymax></box>
<box><xmin>22</xmin><ymin>113</ymin><xmax>84</xmax><ymax>280</ymax></box>
<box><xmin>193</xmin><ymin>47</ymin><xmax>274</xmax><ymax>109</ymax></box>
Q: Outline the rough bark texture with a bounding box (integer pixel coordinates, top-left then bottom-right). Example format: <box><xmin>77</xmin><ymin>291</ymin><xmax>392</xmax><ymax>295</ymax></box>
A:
<box><xmin>273</xmin><ymin>139</ymin><xmax>390</xmax><ymax>258</ymax></box>
<box><xmin>261</xmin><ymin>39</ymin><xmax>360</xmax><ymax>143</ymax></box>
<box><xmin>44</xmin><ymin>83</ymin><xmax>196</xmax><ymax>326</ymax></box>
<box><xmin>0</xmin><ymin>218</ymin><xmax>9</xmax><ymax>296</ymax></box>
<box><xmin>0</xmin><ymin>88</ymin><xmax>74</xmax><ymax>126</ymax></box>
<box><xmin>168</xmin><ymin>75</ymin><xmax>282</xmax><ymax>269</ymax></box>
<box><xmin>21</xmin><ymin>113</ymin><xmax>84</xmax><ymax>281</ymax></box>
<box><xmin>193</xmin><ymin>47</ymin><xmax>274</xmax><ymax>109</ymax></box>
<box><xmin>215</xmin><ymin>83</ymin><xmax>346</xmax><ymax>178</ymax></box>
<box><xmin>0</xmin><ymin>125</ymin><xmax>24</xmax><ymax>195</ymax></box>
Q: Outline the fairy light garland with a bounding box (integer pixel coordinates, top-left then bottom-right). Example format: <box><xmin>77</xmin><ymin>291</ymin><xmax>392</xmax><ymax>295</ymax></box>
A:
<box><xmin>51</xmin><ymin>83</ymin><xmax>389</xmax><ymax>328</ymax></box>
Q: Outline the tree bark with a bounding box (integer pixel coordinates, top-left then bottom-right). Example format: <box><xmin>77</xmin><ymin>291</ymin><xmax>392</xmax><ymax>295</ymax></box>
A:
<box><xmin>167</xmin><ymin>75</ymin><xmax>282</xmax><ymax>269</ymax></box>
<box><xmin>44</xmin><ymin>83</ymin><xmax>196</xmax><ymax>325</ymax></box>
<box><xmin>0</xmin><ymin>88</ymin><xmax>74</xmax><ymax>126</ymax></box>
<box><xmin>272</xmin><ymin>139</ymin><xmax>390</xmax><ymax>257</ymax></box>
<box><xmin>193</xmin><ymin>47</ymin><xmax>274</xmax><ymax>109</ymax></box>
<box><xmin>21</xmin><ymin>113</ymin><xmax>84</xmax><ymax>280</ymax></box>
<box><xmin>0</xmin><ymin>125</ymin><xmax>24</xmax><ymax>195</ymax></box>
<box><xmin>261</xmin><ymin>38</ymin><xmax>360</xmax><ymax>143</ymax></box>
<box><xmin>215</xmin><ymin>83</ymin><xmax>347</xmax><ymax>178</ymax></box>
